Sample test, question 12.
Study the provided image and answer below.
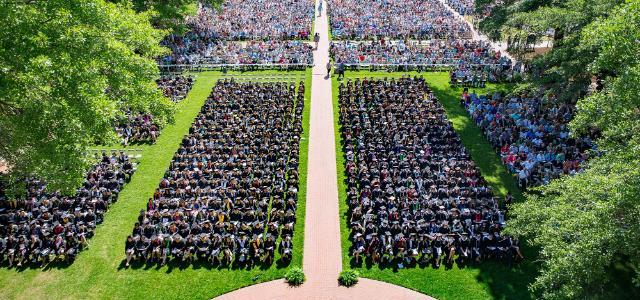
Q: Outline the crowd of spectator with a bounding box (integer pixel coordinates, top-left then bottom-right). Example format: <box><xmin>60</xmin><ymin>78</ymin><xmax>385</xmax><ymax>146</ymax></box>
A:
<box><xmin>191</xmin><ymin>0</ymin><xmax>314</xmax><ymax>41</ymax></box>
<box><xmin>330</xmin><ymin>40</ymin><xmax>511</xmax><ymax>66</ymax></box>
<box><xmin>160</xmin><ymin>38</ymin><xmax>313</xmax><ymax>65</ymax></box>
<box><xmin>0</xmin><ymin>153</ymin><xmax>136</xmax><ymax>268</ymax></box>
<box><xmin>461</xmin><ymin>90</ymin><xmax>594</xmax><ymax>188</ymax></box>
<box><xmin>444</xmin><ymin>0</ymin><xmax>475</xmax><ymax>16</ymax></box>
<box><xmin>477</xmin><ymin>0</ymin><xmax>505</xmax><ymax>19</ymax></box>
<box><xmin>124</xmin><ymin>80</ymin><xmax>305</xmax><ymax>267</ymax></box>
<box><xmin>339</xmin><ymin>77</ymin><xmax>523</xmax><ymax>268</ymax></box>
<box><xmin>158</xmin><ymin>0</ymin><xmax>315</xmax><ymax>67</ymax></box>
<box><xmin>450</xmin><ymin>63</ymin><xmax>521</xmax><ymax>87</ymax></box>
<box><xmin>156</xmin><ymin>75</ymin><xmax>195</xmax><ymax>103</ymax></box>
<box><xmin>115</xmin><ymin>110</ymin><xmax>160</xmax><ymax>146</ymax></box>
<box><xmin>328</xmin><ymin>0</ymin><xmax>471</xmax><ymax>40</ymax></box>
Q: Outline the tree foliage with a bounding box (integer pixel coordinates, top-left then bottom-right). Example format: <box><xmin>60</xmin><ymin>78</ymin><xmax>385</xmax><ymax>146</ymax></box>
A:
<box><xmin>497</xmin><ymin>0</ymin><xmax>640</xmax><ymax>298</ymax></box>
<box><xmin>0</xmin><ymin>0</ymin><xmax>173</xmax><ymax>193</ymax></box>
<box><xmin>478</xmin><ymin>0</ymin><xmax>624</xmax><ymax>102</ymax></box>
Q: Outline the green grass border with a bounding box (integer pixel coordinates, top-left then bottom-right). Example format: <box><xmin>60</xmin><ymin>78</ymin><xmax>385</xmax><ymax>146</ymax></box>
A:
<box><xmin>0</xmin><ymin>69</ymin><xmax>312</xmax><ymax>300</ymax></box>
<box><xmin>332</xmin><ymin>71</ymin><xmax>537</xmax><ymax>300</ymax></box>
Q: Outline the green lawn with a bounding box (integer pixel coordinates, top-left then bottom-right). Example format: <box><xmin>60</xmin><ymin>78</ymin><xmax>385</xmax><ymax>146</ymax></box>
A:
<box><xmin>332</xmin><ymin>71</ymin><xmax>538</xmax><ymax>300</ymax></box>
<box><xmin>0</xmin><ymin>69</ymin><xmax>312</xmax><ymax>300</ymax></box>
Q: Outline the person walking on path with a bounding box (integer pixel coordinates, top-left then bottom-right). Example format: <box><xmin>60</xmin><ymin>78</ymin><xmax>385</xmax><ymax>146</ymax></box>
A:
<box><xmin>326</xmin><ymin>61</ymin><xmax>332</xmax><ymax>78</ymax></box>
<box><xmin>314</xmin><ymin>33</ymin><xmax>320</xmax><ymax>50</ymax></box>
<box><xmin>318</xmin><ymin>0</ymin><xmax>323</xmax><ymax>16</ymax></box>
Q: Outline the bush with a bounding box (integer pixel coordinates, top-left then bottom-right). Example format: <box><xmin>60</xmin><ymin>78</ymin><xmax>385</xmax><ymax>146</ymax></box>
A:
<box><xmin>285</xmin><ymin>267</ymin><xmax>306</xmax><ymax>286</ymax></box>
<box><xmin>338</xmin><ymin>270</ymin><xmax>359</xmax><ymax>287</ymax></box>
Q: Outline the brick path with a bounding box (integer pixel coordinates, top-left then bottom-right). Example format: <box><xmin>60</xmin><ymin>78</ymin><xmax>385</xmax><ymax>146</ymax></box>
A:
<box><xmin>215</xmin><ymin>2</ymin><xmax>434</xmax><ymax>299</ymax></box>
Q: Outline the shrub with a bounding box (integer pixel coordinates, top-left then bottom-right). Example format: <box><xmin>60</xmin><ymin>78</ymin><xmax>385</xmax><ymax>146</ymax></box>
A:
<box><xmin>285</xmin><ymin>267</ymin><xmax>306</xmax><ymax>286</ymax></box>
<box><xmin>338</xmin><ymin>270</ymin><xmax>359</xmax><ymax>287</ymax></box>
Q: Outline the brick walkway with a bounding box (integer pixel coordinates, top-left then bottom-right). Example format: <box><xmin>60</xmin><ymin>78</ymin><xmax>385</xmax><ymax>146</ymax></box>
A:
<box><xmin>215</xmin><ymin>2</ymin><xmax>434</xmax><ymax>299</ymax></box>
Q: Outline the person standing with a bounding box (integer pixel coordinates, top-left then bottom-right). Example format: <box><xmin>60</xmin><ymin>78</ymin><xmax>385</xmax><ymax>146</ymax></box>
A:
<box><xmin>337</xmin><ymin>62</ymin><xmax>345</xmax><ymax>80</ymax></box>
<box><xmin>318</xmin><ymin>0</ymin><xmax>323</xmax><ymax>17</ymax></box>
<box><xmin>314</xmin><ymin>33</ymin><xmax>320</xmax><ymax>50</ymax></box>
<box><xmin>326</xmin><ymin>61</ymin><xmax>332</xmax><ymax>77</ymax></box>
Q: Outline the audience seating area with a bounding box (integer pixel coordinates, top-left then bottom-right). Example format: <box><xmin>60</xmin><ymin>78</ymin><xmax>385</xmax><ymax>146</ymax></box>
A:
<box><xmin>191</xmin><ymin>0</ymin><xmax>314</xmax><ymax>40</ymax></box>
<box><xmin>449</xmin><ymin>63</ymin><xmax>522</xmax><ymax>87</ymax></box>
<box><xmin>115</xmin><ymin>110</ymin><xmax>160</xmax><ymax>146</ymax></box>
<box><xmin>124</xmin><ymin>79</ymin><xmax>305</xmax><ymax>267</ymax></box>
<box><xmin>339</xmin><ymin>77</ymin><xmax>523</xmax><ymax>268</ymax></box>
<box><xmin>327</xmin><ymin>0</ymin><xmax>516</xmax><ymax>83</ymax></box>
<box><xmin>0</xmin><ymin>152</ymin><xmax>137</xmax><ymax>268</ymax></box>
<box><xmin>461</xmin><ymin>90</ymin><xmax>595</xmax><ymax>188</ymax></box>
<box><xmin>328</xmin><ymin>0</ymin><xmax>471</xmax><ymax>40</ymax></box>
<box><xmin>156</xmin><ymin>75</ymin><xmax>195</xmax><ymax>103</ymax></box>
<box><xmin>161</xmin><ymin>40</ymin><xmax>313</xmax><ymax>65</ymax></box>
<box><xmin>330</xmin><ymin>40</ymin><xmax>511</xmax><ymax>66</ymax></box>
<box><xmin>159</xmin><ymin>0</ymin><xmax>315</xmax><ymax>67</ymax></box>
<box><xmin>113</xmin><ymin>75</ymin><xmax>194</xmax><ymax>146</ymax></box>
<box><xmin>444</xmin><ymin>0</ymin><xmax>475</xmax><ymax>15</ymax></box>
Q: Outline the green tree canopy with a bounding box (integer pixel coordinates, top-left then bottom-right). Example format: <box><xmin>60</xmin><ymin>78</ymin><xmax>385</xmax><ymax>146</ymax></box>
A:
<box><xmin>0</xmin><ymin>0</ymin><xmax>173</xmax><ymax>193</ymax></box>
<box><xmin>478</xmin><ymin>0</ymin><xmax>624</xmax><ymax>102</ymax></box>
<box><xmin>500</xmin><ymin>0</ymin><xmax>640</xmax><ymax>298</ymax></box>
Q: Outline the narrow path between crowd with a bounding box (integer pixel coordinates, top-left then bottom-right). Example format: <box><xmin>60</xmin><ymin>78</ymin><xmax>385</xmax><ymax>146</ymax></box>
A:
<box><xmin>215</xmin><ymin>2</ymin><xmax>433</xmax><ymax>299</ymax></box>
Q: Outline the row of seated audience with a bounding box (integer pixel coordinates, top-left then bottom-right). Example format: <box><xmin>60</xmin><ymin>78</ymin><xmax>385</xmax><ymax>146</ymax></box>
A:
<box><xmin>338</xmin><ymin>76</ymin><xmax>523</xmax><ymax>268</ymax></box>
<box><xmin>156</xmin><ymin>75</ymin><xmax>195</xmax><ymax>103</ymax></box>
<box><xmin>328</xmin><ymin>0</ymin><xmax>471</xmax><ymax>40</ymax></box>
<box><xmin>190</xmin><ymin>0</ymin><xmax>314</xmax><ymax>40</ymax></box>
<box><xmin>330</xmin><ymin>40</ymin><xmax>511</xmax><ymax>66</ymax></box>
<box><xmin>444</xmin><ymin>0</ymin><xmax>475</xmax><ymax>16</ymax></box>
<box><xmin>477</xmin><ymin>0</ymin><xmax>505</xmax><ymax>20</ymax></box>
<box><xmin>115</xmin><ymin>75</ymin><xmax>196</xmax><ymax>146</ymax></box>
<box><xmin>0</xmin><ymin>153</ymin><xmax>136</xmax><ymax>268</ymax></box>
<box><xmin>115</xmin><ymin>110</ymin><xmax>159</xmax><ymax>146</ymax></box>
<box><xmin>450</xmin><ymin>63</ymin><xmax>522</xmax><ymax>87</ymax></box>
<box><xmin>124</xmin><ymin>80</ymin><xmax>305</xmax><ymax>267</ymax></box>
<box><xmin>160</xmin><ymin>38</ymin><xmax>313</xmax><ymax>66</ymax></box>
<box><xmin>158</xmin><ymin>0</ymin><xmax>314</xmax><ymax>67</ymax></box>
<box><xmin>461</xmin><ymin>90</ymin><xmax>595</xmax><ymax>188</ymax></box>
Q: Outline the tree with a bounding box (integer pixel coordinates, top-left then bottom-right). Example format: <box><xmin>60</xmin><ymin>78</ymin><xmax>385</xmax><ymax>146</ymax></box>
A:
<box><xmin>0</xmin><ymin>0</ymin><xmax>174</xmax><ymax>193</ymax></box>
<box><xmin>504</xmin><ymin>1</ymin><xmax>640</xmax><ymax>298</ymax></box>
<box><xmin>477</xmin><ymin>0</ymin><xmax>624</xmax><ymax>102</ymax></box>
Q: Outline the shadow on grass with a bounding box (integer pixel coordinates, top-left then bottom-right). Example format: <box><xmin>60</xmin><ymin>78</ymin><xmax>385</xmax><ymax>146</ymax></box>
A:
<box><xmin>429</xmin><ymin>83</ymin><xmax>522</xmax><ymax>200</ymax></box>
<box><xmin>431</xmin><ymin>80</ymin><xmax>539</xmax><ymax>300</ymax></box>
<box><xmin>116</xmin><ymin>255</ymin><xmax>291</xmax><ymax>274</ymax></box>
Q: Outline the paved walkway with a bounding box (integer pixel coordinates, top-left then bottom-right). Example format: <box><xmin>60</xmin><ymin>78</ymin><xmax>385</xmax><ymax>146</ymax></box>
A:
<box><xmin>216</xmin><ymin>2</ymin><xmax>433</xmax><ymax>299</ymax></box>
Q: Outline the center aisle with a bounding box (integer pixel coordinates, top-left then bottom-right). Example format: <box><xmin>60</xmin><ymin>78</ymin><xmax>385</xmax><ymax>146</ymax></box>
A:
<box><xmin>215</xmin><ymin>2</ymin><xmax>433</xmax><ymax>299</ymax></box>
<box><xmin>302</xmin><ymin>0</ymin><xmax>342</xmax><ymax>286</ymax></box>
